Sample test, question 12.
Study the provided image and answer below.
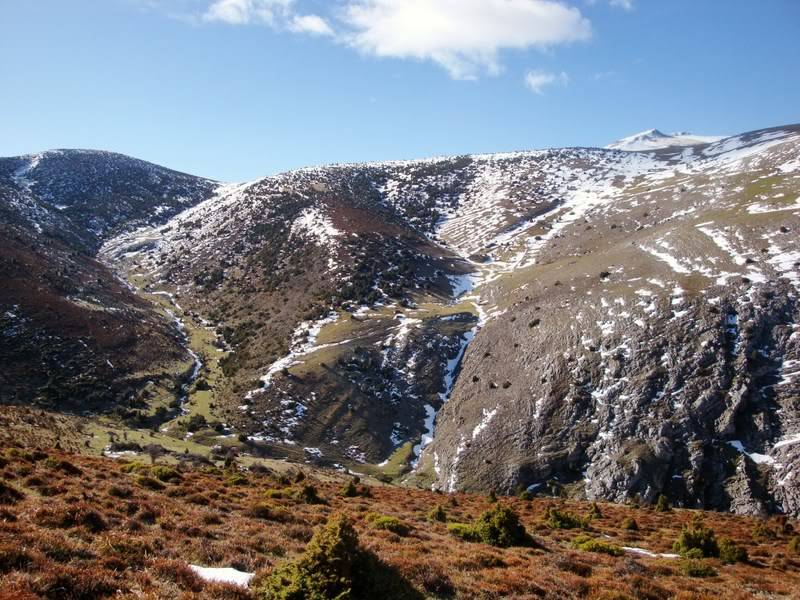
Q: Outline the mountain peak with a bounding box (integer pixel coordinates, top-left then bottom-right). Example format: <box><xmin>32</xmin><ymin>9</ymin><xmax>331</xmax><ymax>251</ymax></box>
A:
<box><xmin>606</xmin><ymin>128</ymin><xmax>725</xmax><ymax>151</ymax></box>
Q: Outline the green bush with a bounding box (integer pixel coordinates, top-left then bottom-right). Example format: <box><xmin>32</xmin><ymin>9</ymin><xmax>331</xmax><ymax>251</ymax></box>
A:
<box><xmin>151</xmin><ymin>466</ymin><xmax>181</xmax><ymax>483</ymax></box>
<box><xmin>673</xmin><ymin>520</ymin><xmax>719</xmax><ymax>558</ymax></box>
<box><xmin>446</xmin><ymin>523</ymin><xmax>481</xmax><ymax>543</ymax></box>
<box><xmin>225</xmin><ymin>473</ymin><xmax>248</xmax><ymax>487</ymax></box>
<box><xmin>752</xmin><ymin>522</ymin><xmax>777</xmax><ymax>542</ymax></box>
<box><xmin>448</xmin><ymin>504</ymin><xmax>530</xmax><ymax>548</ymax></box>
<box><xmin>367</xmin><ymin>514</ymin><xmax>410</xmax><ymax>536</ymax></box>
<box><xmin>134</xmin><ymin>475</ymin><xmax>165</xmax><ymax>491</ymax></box>
<box><xmin>427</xmin><ymin>505</ymin><xmax>447</xmax><ymax>523</ymax></box>
<box><xmin>340</xmin><ymin>480</ymin><xmax>358</xmax><ymax>497</ymax></box>
<box><xmin>718</xmin><ymin>538</ymin><xmax>748</xmax><ymax>564</ymax></box>
<box><xmin>588</xmin><ymin>502</ymin><xmax>603</xmax><ymax>519</ymax></box>
<box><xmin>339</xmin><ymin>479</ymin><xmax>370</xmax><ymax>498</ymax></box>
<box><xmin>571</xmin><ymin>535</ymin><xmax>624</xmax><ymax>556</ymax></box>
<box><xmin>293</xmin><ymin>485</ymin><xmax>325</xmax><ymax>505</ymax></box>
<box><xmin>622</xmin><ymin>517</ymin><xmax>639</xmax><ymax>531</ymax></box>
<box><xmin>680</xmin><ymin>559</ymin><xmax>716</xmax><ymax>578</ymax></box>
<box><xmin>248</xmin><ymin>502</ymin><xmax>284</xmax><ymax>521</ymax></box>
<box><xmin>256</xmin><ymin>514</ymin><xmax>423</xmax><ymax>600</ymax></box>
<box><xmin>474</xmin><ymin>505</ymin><xmax>530</xmax><ymax>547</ymax></box>
<box><xmin>545</xmin><ymin>507</ymin><xmax>589</xmax><ymax>530</ymax></box>
<box><xmin>655</xmin><ymin>494</ymin><xmax>671</xmax><ymax>512</ymax></box>
<box><xmin>787</xmin><ymin>536</ymin><xmax>800</xmax><ymax>555</ymax></box>
<box><xmin>120</xmin><ymin>462</ymin><xmax>150</xmax><ymax>474</ymax></box>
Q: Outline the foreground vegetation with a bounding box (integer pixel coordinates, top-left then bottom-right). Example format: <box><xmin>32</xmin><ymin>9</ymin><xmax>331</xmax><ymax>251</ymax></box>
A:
<box><xmin>0</xmin><ymin>443</ymin><xmax>799</xmax><ymax>599</ymax></box>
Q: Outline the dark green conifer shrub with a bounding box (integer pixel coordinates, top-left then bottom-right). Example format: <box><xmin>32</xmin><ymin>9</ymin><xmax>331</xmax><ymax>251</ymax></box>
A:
<box><xmin>673</xmin><ymin>519</ymin><xmax>719</xmax><ymax>558</ymax></box>
<box><xmin>257</xmin><ymin>515</ymin><xmax>422</xmax><ymax>600</ymax></box>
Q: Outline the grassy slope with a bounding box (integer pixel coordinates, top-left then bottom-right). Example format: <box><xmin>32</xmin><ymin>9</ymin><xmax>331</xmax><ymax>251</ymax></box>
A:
<box><xmin>0</xmin><ymin>443</ymin><xmax>798</xmax><ymax>600</ymax></box>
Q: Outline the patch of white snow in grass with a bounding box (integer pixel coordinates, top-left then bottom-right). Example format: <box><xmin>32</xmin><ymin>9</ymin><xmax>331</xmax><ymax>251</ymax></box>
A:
<box><xmin>189</xmin><ymin>566</ymin><xmax>254</xmax><ymax>587</ymax></box>
<box><xmin>622</xmin><ymin>547</ymin><xmax>680</xmax><ymax>559</ymax></box>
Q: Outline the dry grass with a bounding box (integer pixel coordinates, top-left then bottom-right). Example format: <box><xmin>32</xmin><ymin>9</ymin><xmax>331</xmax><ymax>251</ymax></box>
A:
<box><xmin>0</xmin><ymin>444</ymin><xmax>798</xmax><ymax>599</ymax></box>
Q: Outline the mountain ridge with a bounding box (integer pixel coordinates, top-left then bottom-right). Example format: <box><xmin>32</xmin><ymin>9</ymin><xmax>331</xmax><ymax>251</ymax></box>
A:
<box><xmin>1</xmin><ymin>123</ymin><xmax>799</xmax><ymax>518</ymax></box>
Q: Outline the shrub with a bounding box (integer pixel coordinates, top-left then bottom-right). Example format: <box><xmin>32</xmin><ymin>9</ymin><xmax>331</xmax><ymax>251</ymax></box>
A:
<box><xmin>293</xmin><ymin>485</ymin><xmax>325</xmax><ymax>505</ymax></box>
<box><xmin>427</xmin><ymin>505</ymin><xmax>447</xmax><ymax>523</ymax></box>
<box><xmin>108</xmin><ymin>485</ymin><xmax>133</xmax><ymax>499</ymax></box>
<box><xmin>120</xmin><ymin>462</ymin><xmax>150</xmax><ymax>474</ymax></box>
<box><xmin>571</xmin><ymin>535</ymin><xmax>624</xmax><ymax>556</ymax></box>
<box><xmin>0</xmin><ymin>544</ymin><xmax>33</xmax><ymax>573</ymax></box>
<box><xmin>655</xmin><ymin>494</ymin><xmax>671</xmax><ymax>512</ymax></box>
<box><xmin>622</xmin><ymin>517</ymin><xmax>639</xmax><ymax>531</ymax></box>
<box><xmin>151</xmin><ymin>466</ymin><xmax>181</xmax><ymax>483</ymax></box>
<box><xmin>33</xmin><ymin>564</ymin><xmax>120</xmax><ymax>598</ymax></box>
<box><xmin>488</xmin><ymin>490</ymin><xmax>498</xmax><ymax>503</ymax></box>
<box><xmin>150</xmin><ymin>558</ymin><xmax>203</xmax><ymax>592</ymax></box>
<box><xmin>554</xmin><ymin>556</ymin><xmax>592</xmax><ymax>577</ymax></box>
<box><xmin>673</xmin><ymin>520</ymin><xmax>719</xmax><ymax>558</ymax></box>
<box><xmin>718</xmin><ymin>538</ymin><xmax>748</xmax><ymax>564</ymax></box>
<box><xmin>340</xmin><ymin>480</ymin><xmax>358</xmax><ymax>497</ymax></box>
<box><xmin>135</xmin><ymin>475</ymin><xmax>165</xmax><ymax>491</ymax></box>
<box><xmin>545</xmin><ymin>507</ymin><xmax>589</xmax><ymax>530</ymax></box>
<box><xmin>248</xmin><ymin>502</ymin><xmax>290</xmax><ymax>522</ymax></box>
<box><xmin>256</xmin><ymin>514</ymin><xmax>423</xmax><ymax>600</ymax></box>
<box><xmin>43</xmin><ymin>458</ymin><xmax>82</xmax><ymax>475</ymax></box>
<box><xmin>339</xmin><ymin>479</ymin><xmax>370</xmax><ymax>498</ymax></box>
<box><xmin>367</xmin><ymin>514</ymin><xmax>411</xmax><ymax>536</ymax></box>
<box><xmin>752</xmin><ymin>522</ymin><xmax>777</xmax><ymax>542</ymax></box>
<box><xmin>102</xmin><ymin>534</ymin><xmax>154</xmax><ymax>567</ymax></box>
<box><xmin>680</xmin><ymin>559</ymin><xmax>716</xmax><ymax>578</ymax></box>
<box><xmin>225</xmin><ymin>473</ymin><xmax>248</xmax><ymax>487</ymax></box>
<box><xmin>474</xmin><ymin>505</ymin><xmax>530</xmax><ymax>547</ymax></box>
<box><xmin>588</xmin><ymin>502</ymin><xmax>603</xmax><ymax>519</ymax></box>
<box><xmin>0</xmin><ymin>481</ymin><xmax>24</xmax><ymax>505</ymax></box>
<box><xmin>34</xmin><ymin>504</ymin><xmax>107</xmax><ymax>533</ymax></box>
<box><xmin>448</xmin><ymin>505</ymin><xmax>530</xmax><ymax>548</ymax></box>
<box><xmin>447</xmin><ymin>522</ymin><xmax>480</xmax><ymax>543</ymax></box>
<box><xmin>41</xmin><ymin>538</ymin><xmax>93</xmax><ymax>563</ymax></box>
<box><xmin>787</xmin><ymin>536</ymin><xmax>800</xmax><ymax>555</ymax></box>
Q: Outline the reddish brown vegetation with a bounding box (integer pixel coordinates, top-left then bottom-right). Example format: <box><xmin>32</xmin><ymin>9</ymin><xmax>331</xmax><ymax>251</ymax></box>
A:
<box><xmin>0</xmin><ymin>444</ymin><xmax>798</xmax><ymax>599</ymax></box>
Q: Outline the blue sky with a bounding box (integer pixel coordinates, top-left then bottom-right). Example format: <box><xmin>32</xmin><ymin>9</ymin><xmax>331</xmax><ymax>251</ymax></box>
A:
<box><xmin>1</xmin><ymin>0</ymin><xmax>798</xmax><ymax>181</ymax></box>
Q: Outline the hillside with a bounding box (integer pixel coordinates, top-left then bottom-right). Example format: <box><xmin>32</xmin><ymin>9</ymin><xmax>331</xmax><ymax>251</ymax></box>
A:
<box><xmin>0</xmin><ymin>441</ymin><xmax>798</xmax><ymax>599</ymax></box>
<box><xmin>1</xmin><ymin>125</ymin><xmax>799</xmax><ymax>521</ymax></box>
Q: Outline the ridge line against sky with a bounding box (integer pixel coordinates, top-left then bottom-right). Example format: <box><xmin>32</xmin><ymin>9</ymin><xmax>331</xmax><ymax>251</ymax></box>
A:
<box><xmin>1</xmin><ymin>0</ymin><xmax>799</xmax><ymax>181</ymax></box>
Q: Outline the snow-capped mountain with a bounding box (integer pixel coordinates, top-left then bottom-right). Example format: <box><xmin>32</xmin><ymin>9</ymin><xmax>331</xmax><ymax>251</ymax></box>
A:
<box><xmin>2</xmin><ymin>125</ymin><xmax>800</xmax><ymax>516</ymax></box>
<box><xmin>606</xmin><ymin>128</ymin><xmax>726</xmax><ymax>151</ymax></box>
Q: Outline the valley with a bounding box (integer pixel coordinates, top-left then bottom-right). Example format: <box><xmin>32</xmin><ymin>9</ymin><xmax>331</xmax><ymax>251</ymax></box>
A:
<box><xmin>1</xmin><ymin>125</ymin><xmax>799</xmax><ymax>520</ymax></box>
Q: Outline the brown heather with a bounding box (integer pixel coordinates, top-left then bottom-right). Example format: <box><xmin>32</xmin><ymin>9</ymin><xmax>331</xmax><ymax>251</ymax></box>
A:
<box><xmin>0</xmin><ymin>445</ymin><xmax>798</xmax><ymax>599</ymax></box>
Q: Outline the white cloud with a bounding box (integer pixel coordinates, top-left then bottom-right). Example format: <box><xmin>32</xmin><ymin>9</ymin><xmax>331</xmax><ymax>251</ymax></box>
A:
<box><xmin>585</xmin><ymin>0</ymin><xmax>633</xmax><ymax>8</ymax></box>
<box><xmin>289</xmin><ymin>14</ymin><xmax>334</xmax><ymax>36</ymax></box>
<box><xmin>609</xmin><ymin>0</ymin><xmax>633</xmax><ymax>9</ymax></box>
<box><xmin>202</xmin><ymin>0</ymin><xmax>293</xmax><ymax>26</ymax></box>
<box><xmin>524</xmin><ymin>69</ymin><xmax>569</xmax><ymax>94</ymax></box>
<box><xmin>341</xmin><ymin>0</ymin><xmax>591</xmax><ymax>80</ymax></box>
